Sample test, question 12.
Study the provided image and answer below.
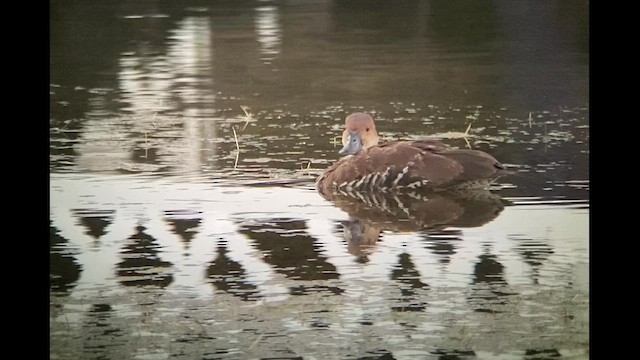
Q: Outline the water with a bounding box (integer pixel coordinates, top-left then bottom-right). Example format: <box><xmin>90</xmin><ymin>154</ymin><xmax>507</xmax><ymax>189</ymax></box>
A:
<box><xmin>50</xmin><ymin>1</ymin><xmax>588</xmax><ymax>358</ymax></box>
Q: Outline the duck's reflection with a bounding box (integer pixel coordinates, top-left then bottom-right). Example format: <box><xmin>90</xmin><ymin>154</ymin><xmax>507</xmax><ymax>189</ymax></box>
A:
<box><xmin>324</xmin><ymin>188</ymin><xmax>508</xmax><ymax>256</ymax></box>
<box><xmin>341</xmin><ymin>219</ymin><xmax>380</xmax><ymax>258</ymax></box>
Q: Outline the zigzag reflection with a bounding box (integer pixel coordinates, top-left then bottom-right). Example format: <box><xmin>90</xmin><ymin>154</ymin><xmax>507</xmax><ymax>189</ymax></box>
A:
<box><xmin>50</xmin><ymin>173</ymin><xmax>588</xmax><ymax>344</ymax></box>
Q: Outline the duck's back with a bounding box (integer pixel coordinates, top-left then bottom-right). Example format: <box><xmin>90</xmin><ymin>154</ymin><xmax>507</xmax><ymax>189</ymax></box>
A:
<box><xmin>317</xmin><ymin>139</ymin><xmax>504</xmax><ymax>195</ymax></box>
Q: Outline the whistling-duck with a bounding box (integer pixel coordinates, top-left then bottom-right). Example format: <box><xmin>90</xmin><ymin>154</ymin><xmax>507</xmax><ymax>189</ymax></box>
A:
<box><xmin>316</xmin><ymin>112</ymin><xmax>505</xmax><ymax>196</ymax></box>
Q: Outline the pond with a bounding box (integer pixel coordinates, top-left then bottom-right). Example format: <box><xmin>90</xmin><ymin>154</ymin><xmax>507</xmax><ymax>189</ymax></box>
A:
<box><xmin>50</xmin><ymin>1</ymin><xmax>589</xmax><ymax>359</ymax></box>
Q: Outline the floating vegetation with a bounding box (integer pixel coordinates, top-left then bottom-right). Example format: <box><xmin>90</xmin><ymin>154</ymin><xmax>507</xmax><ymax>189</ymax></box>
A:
<box><xmin>49</xmin><ymin>100</ymin><xmax>588</xmax><ymax>195</ymax></box>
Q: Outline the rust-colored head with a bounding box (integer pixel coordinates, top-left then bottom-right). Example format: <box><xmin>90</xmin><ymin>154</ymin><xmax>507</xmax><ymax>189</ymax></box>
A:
<box><xmin>339</xmin><ymin>113</ymin><xmax>379</xmax><ymax>156</ymax></box>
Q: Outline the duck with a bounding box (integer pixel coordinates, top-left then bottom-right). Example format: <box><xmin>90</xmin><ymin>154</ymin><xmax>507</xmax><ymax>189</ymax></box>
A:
<box><xmin>316</xmin><ymin>112</ymin><xmax>505</xmax><ymax>197</ymax></box>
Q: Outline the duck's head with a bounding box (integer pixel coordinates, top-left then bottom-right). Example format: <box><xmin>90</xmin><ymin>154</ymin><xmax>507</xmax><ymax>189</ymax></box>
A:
<box><xmin>339</xmin><ymin>113</ymin><xmax>379</xmax><ymax>156</ymax></box>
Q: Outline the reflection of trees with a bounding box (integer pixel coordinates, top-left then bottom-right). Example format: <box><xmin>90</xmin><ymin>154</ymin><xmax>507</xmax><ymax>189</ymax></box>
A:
<box><xmin>238</xmin><ymin>218</ymin><xmax>343</xmax><ymax>296</ymax></box>
<box><xmin>512</xmin><ymin>236</ymin><xmax>554</xmax><ymax>285</ymax></box>
<box><xmin>50</xmin><ymin>223</ymin><xmax>81</xmax><ymax>294</ymax></box>
<box><xmin>206</xmin><ymin>242</ymin><xmax>261</xmax><ymax>302</ymax></box>
<box><xmin>390</xmin><ymin>253</ymin><xmax>429</xmax><ymax>312</ymax></box>
<box><xmin>431</xmin><ymin>348</ymin><xmax>476</xmax><ymax>360</ymax></box>
<box><xmin>73</xmin><ymin>209</ymin><xmax>115</xmax><ymax>241</ymax></box>
<box><xmin>467</xmin><ymin>247</ymin><xmax>516</xmax><ymax>313</ymax></box>
<box><xmin>524</xmin><ymin>348</ymin><xmax>562</xmax><ymax>359</ymax></box>
<box><xmin>422</xmin><ymin>229</ymin><xmax>463</xmax><ymax>265</ymax></box>
<box><xmin>116</xmin><ymin>225</ymin><xmax>174</xmax><ymax>288</ymax></box>
<box><xmin>163</xmin><ymin>210</ymin><xmax>202</xmax><ymax>252</ymax></box>
<box><xmin>356</xmin><ymin>349</ymin><xmax>396</xmax><ymax>359</ymax></box>
<box><xmin>80</xmin><ymin>304</ymin><xmax>127</xmax><ymax>358</ymax></box>
<box><xmin>238</xmin><ymin>219</ymin><xmax>332</xmax><ymax>280</ymax></box>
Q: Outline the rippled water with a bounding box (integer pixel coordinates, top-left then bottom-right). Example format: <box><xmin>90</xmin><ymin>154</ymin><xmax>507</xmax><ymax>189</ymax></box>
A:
<box><xmin>50</xmin><ymin>1</ymin><xmax>588</xmax><ymax>359</ymax></box>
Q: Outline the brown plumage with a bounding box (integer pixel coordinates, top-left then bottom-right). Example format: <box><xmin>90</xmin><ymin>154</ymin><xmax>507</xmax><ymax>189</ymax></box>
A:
<box><xmin>316</xmin><ymin>113</ymin><xmax>505</xmax><ymax>197</ymax></box>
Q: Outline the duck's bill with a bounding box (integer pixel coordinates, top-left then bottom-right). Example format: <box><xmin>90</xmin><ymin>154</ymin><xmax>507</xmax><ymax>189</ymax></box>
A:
<box><xmin>339</xmin><ymin>132</ymin><xmax>363</xmax><ymax>156</ymax></box>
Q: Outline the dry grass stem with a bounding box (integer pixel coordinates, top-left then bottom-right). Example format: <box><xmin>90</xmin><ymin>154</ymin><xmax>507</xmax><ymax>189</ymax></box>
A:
<box><xmin>241</xmin><ymin>106</ymin><xmax>254</xmax><ymax>131</ymax></box>
<box><xmin>232</xmin><ymin>125</ymin><xmax>240</xmax><ymax>170</ymax></box>
<box><xmin>464</xmin><ymin>122</ymin><xmax>472</xmax><ymax>136</ymax></box>
<box><xmin>240</xmin><ymin>106</ymin><xmax>252</xmax><ymax>117</ymax></box>
<box><xmin>463</xmin><ymin>135</ymin><xmax>472</xmax><ymax>149</ymax></box>
<box><xmin>248</xmin><ymin>333</ymin><xmax>264</xmax><ymax>350</ymax></box>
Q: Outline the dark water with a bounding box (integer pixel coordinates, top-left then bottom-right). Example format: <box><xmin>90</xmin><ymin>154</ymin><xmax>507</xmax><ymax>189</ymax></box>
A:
<box><xmin>50</xmin><ymin>1</ymin><xmax>588</xmax><ymax>359</ymax></box>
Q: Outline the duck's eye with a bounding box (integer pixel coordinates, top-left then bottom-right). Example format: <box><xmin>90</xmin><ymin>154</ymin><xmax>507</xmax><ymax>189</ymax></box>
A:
<box><xmin>366</xmin><ymin>128</ymin><xmax>369</xmax><ymax>132</ymax></box>
<box><xmin>352</xmin><ymin>138</ymin><xmax>357</xmax><ymax>142</ymax></box>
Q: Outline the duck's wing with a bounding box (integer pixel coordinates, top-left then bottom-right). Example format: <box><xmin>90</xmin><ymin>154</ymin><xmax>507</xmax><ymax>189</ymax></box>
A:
<box><xmin>318</xmin><ymin>141</ymin><xmax>464</xmax><ymax>193</ymax></box>
<box><xmin>404</xmin><ymin>139</ymin><xmax>451</xmax><ymax>152</ymax></box>
<box><xmin>436</xmin><ymin>148</ymin><xmax>504</xmax><ymax>183</ymax></box>
<box><xmin>317</xmin><ymin>140</ymin><xmax>504</xmax><ymax>195</ymax></box>
<box><xmin>408</xmin><ymin>139</ymin><xmax>505</xmax><ymax>183</ymax></box>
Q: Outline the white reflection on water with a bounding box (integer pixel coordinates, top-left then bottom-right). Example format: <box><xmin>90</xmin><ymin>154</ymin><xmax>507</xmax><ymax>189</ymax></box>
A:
<box><xmin>50</xmin><ymin>173</ymin><xmax>588</xmax><ymax>357</ymax></box>
<box><xmin>167</xmin><ymin>16</ymin><xmax>216</xmax><ymax>113</ymax></box>
<box><xmin>75</xmin><ymin>16</ymin><xmax>219</xmax><ymax>174</ymax></box>
<box><xmin>50</xmin><ymin>173</ymin><xmax>587</xmax><ymax>299</ymax></box>
<box><xmin>254</xmin><ymin>5</ymin><xmax>282</xmax><ymax>64</ymax></box>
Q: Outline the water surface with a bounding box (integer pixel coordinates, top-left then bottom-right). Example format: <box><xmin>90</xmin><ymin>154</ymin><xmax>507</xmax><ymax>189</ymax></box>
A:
<box><xmin>50</xmin><ymin>1</ymin><xmax>589</xmax><ymax>358</ymax></box>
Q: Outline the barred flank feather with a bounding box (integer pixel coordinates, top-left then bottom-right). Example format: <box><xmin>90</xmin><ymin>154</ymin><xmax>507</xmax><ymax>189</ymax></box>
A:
<box><xmin>317</xmin><ymin>139</ymin><xmax>504</xmax><ymax>197</ymax></box>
